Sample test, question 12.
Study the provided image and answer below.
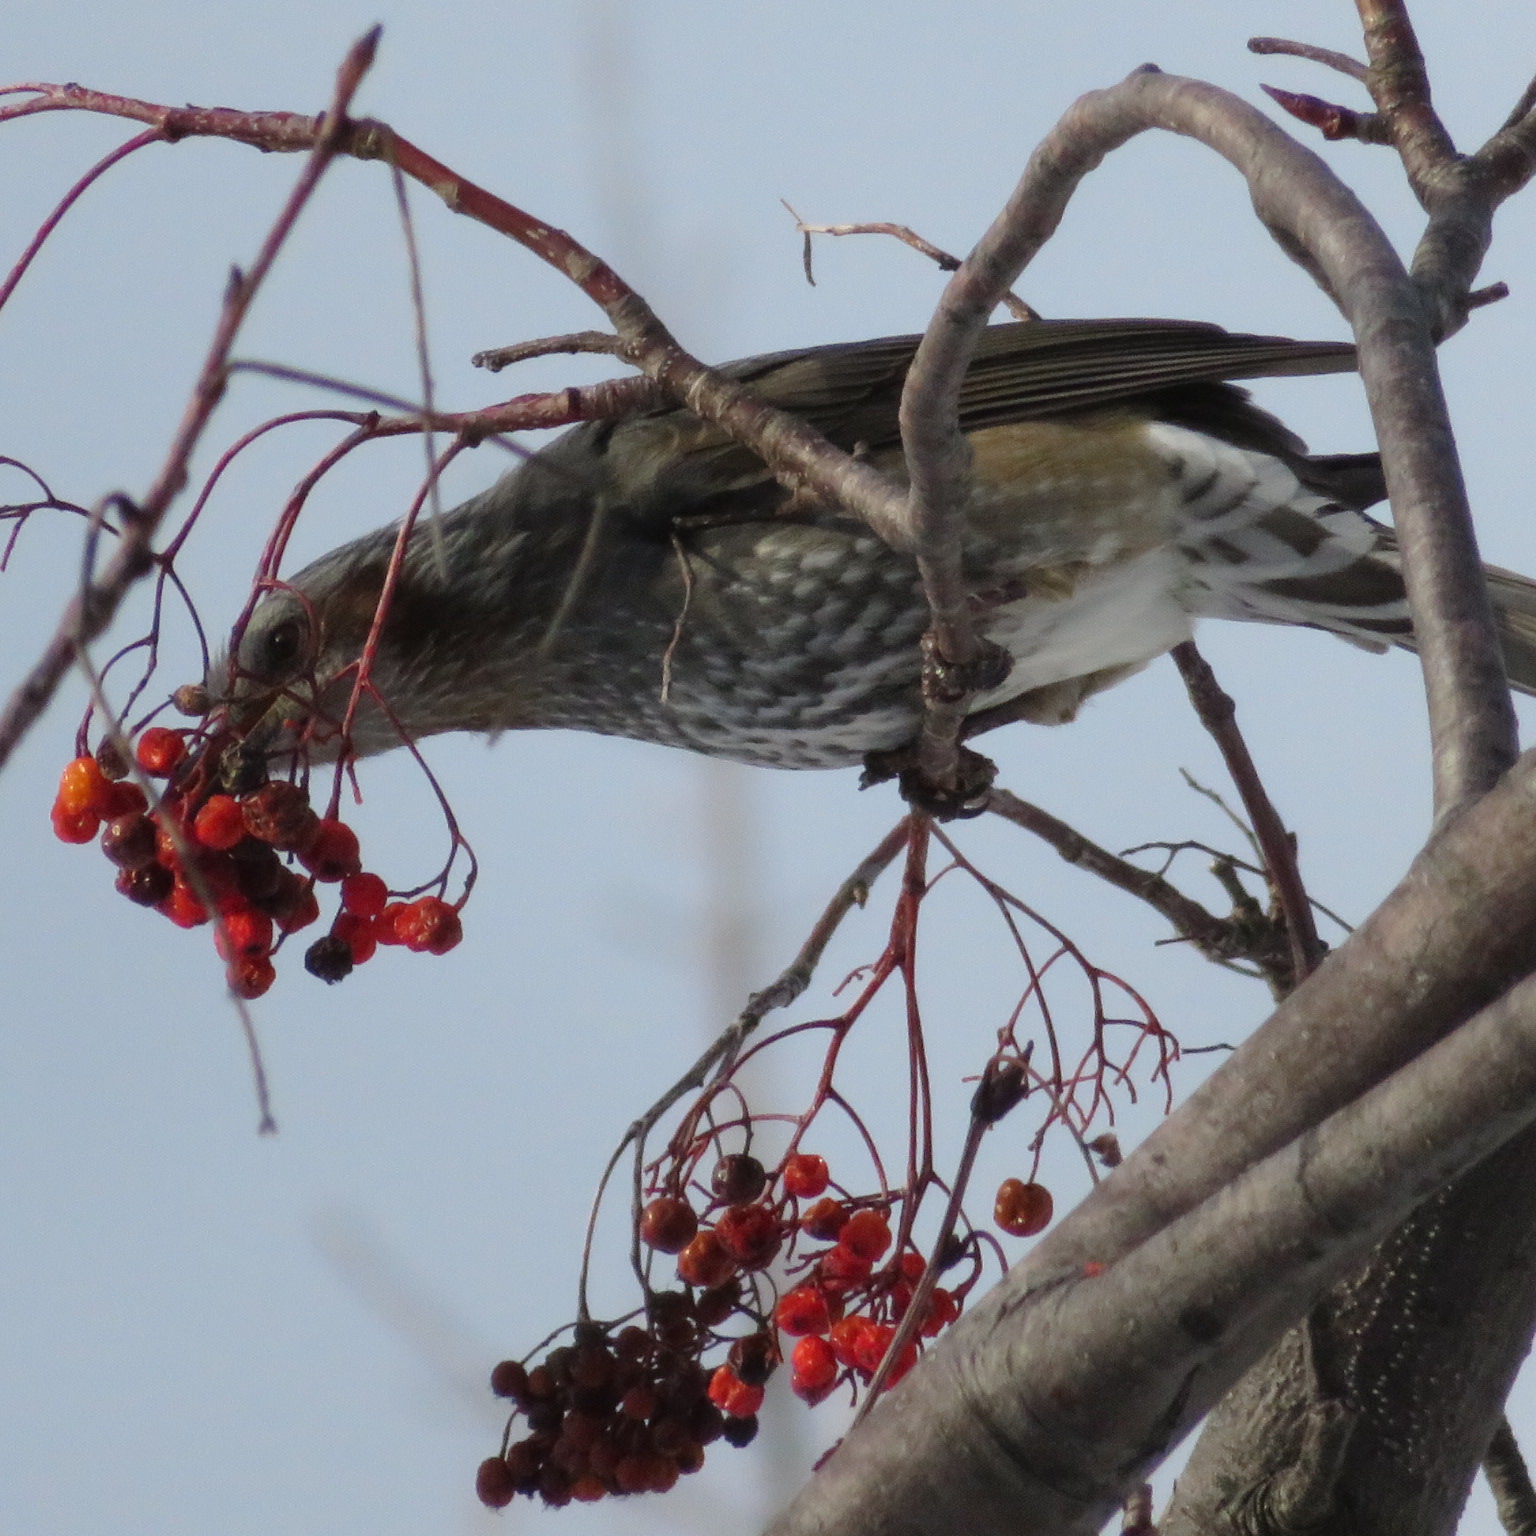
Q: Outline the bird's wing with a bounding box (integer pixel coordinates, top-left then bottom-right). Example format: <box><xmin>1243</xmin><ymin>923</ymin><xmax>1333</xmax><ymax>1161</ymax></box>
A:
<box><xmin>730</xmin><ymin>318</ymin><xmax>1356</xmax><ymax>445</ymax></box>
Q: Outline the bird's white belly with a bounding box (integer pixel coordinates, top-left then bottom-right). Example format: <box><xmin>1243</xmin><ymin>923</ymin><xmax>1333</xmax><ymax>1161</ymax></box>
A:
<box><xmin>973</xmin><ymin>546</ymin><xmax>1193</xmax><ymax>708</ymax></box>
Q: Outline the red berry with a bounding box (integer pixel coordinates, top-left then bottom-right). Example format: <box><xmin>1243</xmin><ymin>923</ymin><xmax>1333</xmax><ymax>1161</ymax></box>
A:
<box><xmin>397</xmin><ymin>895</ymin><xmax>463</xmax><ymax>955</ymax></box>
<box><xmin>839</xmin><ymin>1209</ymin><xmax>892</xmax><ymax>1263</ymax></box>
<box><xmin>475</xmin><ymin>1457</ymin><xmax>517</xmax><ymax>1510</ymax></box>
<box><xmin>227</xmin><ymin>954</ymin><xmax>276</xmax><ymax>1000</ymax></box>
<box><xmin>270</xmin><ymin>878</ymin><xmax>320</xmax><ymax>934</ymax></box>
<box><xmin>706</xmin><ymin>1366</ymin><xmax>763</xmax><ymax>1419</ymax></box>
<box><xmin>640</xmin><ymin>1196</ymin><xmax>698</xmax><ymax>1255</ymax></box>
<box><xmin>817</xmin><ymin>1244</ymin><xmax>873</xmax><ymax>1296</ymax></box>
<box><xmin>51</xmin><ymin>804</ymin><xmax>100</xmax><ymax>843</ymax></box>
<box><xmin>850</xmin><ymin>1320</ymin><xmax>896</xmax><ymax>1377</ymax></box>
<box><xmin>774</xmin><ymin>1286</ymin><xmax>832</xmax><ymax>1338</ymax></box>
<box><xmin>921</xmin><ymin>1288</ymin><xmax>960</xmax><ymax>1337</ymax></box>
<box><xmin>994</xmin><ymin>1178</ymin><xmax>1053</xmax><ymax>1237</ymax></box>
<box><xmin>215</xmin><ymin>908</ymin><xmax>274</xmax><ymax>962</ymax></box>
<box><xmin>135</xmin><ymin>727</ymin><xmax>186</xmax><ymax>776</ymax></box>
<box><xmin>374</xmin><ymin>902</ymin><xmax>409</xmax><ymax>945</ymax></box>
<box><xmin>710</xmin><ymin>1153</ymin><xmax>767</xmax><ymax>1205</ymax></box>
<box><xmin>161</xmin><ymin>881</ymin><xmax>209</xmax><ymax>928</ymax></box>
<box><xmin>715</xmin><ymin>1204</ymin><xmax>781</xmax><ymax>1269</ymax></box>
<box><xmin>782</xmin><ymin>1152</ymin><xmax>829</xmax><ymax>1200</ymax></box>
<box><xmin>299</xmin><ymin>818</ymin><xmax>360</xmax><ymax>882</ymax></box>
<box><xmin>899</xmin><ymin>1250</ymin><xmax>926</xmax><ymax>1282</ymax></box>
<box><xmin>193</xmin><ymin>795</ymin><xmax>246</xmax><ymax>850</ymax></box>
<box><xmin>332</xmin><ymin>911</ymin><xmax>378</xmax><ymax>965</ymax></box>
<box><xmin>790</xmin><ymin>1335</ymin><xmax>839</xmax><ymax>1402</ymax></box>
<box><xmin>676</xmin><ymin>1229</ymin><xmax>736</xmax><ymax>1290</ymax></box>
<box><xmin>801</xmin><ymin>1197</ymin><xmax>849</xmax><ymax>1241</ymax></box>
<box><xmin>340</xmin><ymin>871</ymin><xmax>388</xmax><ymax>918</ymax></box>
<box><xmin>828</xmin><ymin>1315</ymin><xmax>875</xmax><ymax>1369</ymax></box>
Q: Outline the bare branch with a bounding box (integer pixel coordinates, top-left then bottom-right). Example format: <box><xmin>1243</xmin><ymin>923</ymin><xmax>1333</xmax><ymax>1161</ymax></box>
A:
<box><xmin>471</xmin><ymin>330</ymin><xmax>627</xmax><ymax>372</ymax></box>
<box><xmin>1248</xmin><ymin>36</ymin><xmax>1370</xmax><ymax>83</ymax></box>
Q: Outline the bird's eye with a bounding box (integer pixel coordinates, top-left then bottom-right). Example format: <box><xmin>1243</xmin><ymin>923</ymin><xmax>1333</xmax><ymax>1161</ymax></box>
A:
<box><xmin>242</xmin><ymin>611</ymin><xmax>311</xmax><ymax>684</ymax></box>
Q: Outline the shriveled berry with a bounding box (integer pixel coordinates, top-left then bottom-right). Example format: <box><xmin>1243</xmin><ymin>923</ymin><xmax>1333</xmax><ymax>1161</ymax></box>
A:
<box><xmin>715</xmin><ymin>1204</ymin><xmax>780</xmax><ymax>1269</ymax></box>
<box><xmin>57</xmin><ymin>755</ymin><xmax>109</xmax><ymax>816</ymax></box>
<box><xmin>640</xmin><ymin>1196</ymin><xmax>698</xmax><ymax>1255</ymax></box>
<box><xmin>790</xmin><ymin>1335</ymin><xmax>839</xmax><ymax>1402</ymax></box>
<box><xmin>398</xmin><ymin>894</ymin><xmax>463</xmax><ymax>955</ymax></box>
<box><xmin>774</xmin><ymin>1286</ymin><xmax>832</xmax><ymax>1338</ymax></box>
<box><xmin>135</xmin><ymin>727</ymin><xmax>186</xmax><ymax>776</ymax></box>
<box><xmin>839</xmin><ymin>1209</ymin><xmax>892</xmax><ymax>1262</ymax></box>
<box><xmin>193</xmin><ymin>795</ymin><xmax>246</xmax><ymax>851</ymax></box>
<box><xmin>227</xmin><ymin>954</ymin><xmax>276</xmax><ymax>1000</ymax></box>
<box><xmin>94</xmin><ymin>740</ymin><xmax>129</xmax><ymax>781</ymax></box>
<box><xmin>676</xmin><ymin>1228</ymin><xmax>736</xmax><ymax>1290</ymax></box>
<box><xmin>710</xmin><ymin>1153</ymin><xmax>767</xmax><ymax>1205</ymax></box>
<box><xmin>172</xmin><ymin>683</ymin><xmax>211</xmax><ymax>717</ymax></box>
<box><xmin>648</xmin><ymin>1291</ymin><xmax>697</xmax><ymax>1352</ymax></box>
<box><xmin>475</xmin><ymin>1456</ymin><xmax>517</xmax><ymax>1510</ymax></box>
<box><xmin>229</xmin><ymin>839</ymin><xmax>285</xmax><ymax>903</ymax></box>
<box><xmin>51</xmin><ymin>804</ymin><xmax>100</xmax><ymax>843</ymax></box>
<box><xmin>706</xmin><ymin>1366</ymin><xmax>763</xmax><ymax>1419</ymax></box>
<box><xmin>332</xmin><ymin>911</ymin><xmax>377</xmax><ymax>965</ymax></box>
<box><xmin>782</xmin><ymin>1152</ymin><xmax>830</xmax><ymax>1200</ymax></box>
<box><xmin>374</xmin><ymin>902</ymin><xmax>410</xmax><ymax>945</ymax></box>
<box><xmin>304</xmin><ymin>933</ymin><xmax>354</xmax><ymax>984</ymax></box>
<box><xmin>299</xmin><ymin>818</ymin><xmax>361</xmax><ymax>882</ymax></box>
<box><xmin>720</xmin><ymin>1413</ymin><xmax>759</xmax><ymax>1449</ymax></box>
<box><xmin>727</xmin><ymin>1332</ymin><xmax>779</xmax><ymax>1388</ymax></box>
<box><xmin>490</xmin><ymin>1359</ymin><xmax>529</xmax><ymax>1400</ymax></box>
<box><xmin>115</xmin><ymin>862</ymin><xmax>174</xmax><ymax>908</ymax></box>
<box><xmin>341</xmin><ymin>871</ymin><xmax>388</xmax><ymax>918</ymax></box>
<box><xmin>240</xmin><ymin>781</ymin><xmax>318</xmax><ymax>851</ymax></box>
<box><xmin>994</xmin><ymin>1178</ymin><xmax>1053</xmax><ymax>1237</ymax></box>
<box><xmin>801</xmin><ymin>1197</ymin><xmax>849</xmax><ymax>1241</ymax></box>
<box><xmin>215</xmin><ymin>742</ymin><xmax>267</xmax><ymax>797</ymax></box>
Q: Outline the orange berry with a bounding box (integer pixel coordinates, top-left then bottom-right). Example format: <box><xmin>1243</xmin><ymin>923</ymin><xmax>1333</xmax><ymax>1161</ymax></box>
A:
<box><xmin>994</xmin><ymin>1178</ymin><xmax>1053</xmax><ymax>1237</ymax></box>
<box><xmin>782</xmin><ymin>1152</ymin><xmax>829</xmax><ymax>1200</ymax></box>
<box><xmin>789</xmin><ymin>1335</ymin><xmax>838</xmax><ymax>1402</ymax></box>
<box><xmin>801</xmin><ymin>1197</ymin><xmax>848</xmax><ymax>1241</ymax></box>
<box><xmin>774</xmin><ymin>1286</ymin><xmax>831</xmax><ymax>1338</ymax></box>
<box><xmin>161</xmin><ymin>881</ymin><xmax>208</xmax><ymax>928</ymax></box>
<box><xmin>51</xmin><ymin>803</ymin><xmax>100</xmax><ymax>843</ymax></box>
<box><xmin>921</xmin><ymin>1288</ymin><xmax>960</xmax><ymax>1337</ymax></box>
<box><xmin>838</xmin><ymin>1209</ymin><xmax>892</xmax><ymax>1263</ymax></box>
<box><xmin>56</xmin><ymin>756</ymin><xmax>108</xmax><ymax>817</ymax></box>
<box><xmin>193</xmin><ymin>795</ymin><xmax>246</xmax><ymax>850</ymax></box>
<box><xmin>706</xmin><ymin>1365</ymin><xmax>763</xmax><ymax>1419</ymax></box>
<box><xmin>135</xmin><ymin>727</ymin><xmax>186</xmax><ymax>776</ymax></box>
<box><xmin>215</xmin><ymin>908</ymin><xmax>274</xmax><ymax>962</ymax></box>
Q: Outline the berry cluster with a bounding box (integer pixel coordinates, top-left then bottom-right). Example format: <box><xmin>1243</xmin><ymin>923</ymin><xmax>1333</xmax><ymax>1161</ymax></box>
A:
<box><xmin>51</xmin><ymin>728</ymin><xmax>462</xmax><ymax>997</ymax></box>
<box><xmin>478</xmin><ymin>1145</ymin><xmax>1057</xmax><ymax>1507</ymax></box>
<box><xmin>477</xmin><ymin>1312</ymin><xmax>760</xmax><ymax>1509</ymax></box>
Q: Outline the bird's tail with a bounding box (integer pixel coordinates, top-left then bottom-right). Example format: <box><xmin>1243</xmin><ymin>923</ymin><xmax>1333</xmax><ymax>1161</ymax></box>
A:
<box><xmin>1476</xmin><ymin>564</ymin><xmax>1536</xmax><ymax>697</ymax></box>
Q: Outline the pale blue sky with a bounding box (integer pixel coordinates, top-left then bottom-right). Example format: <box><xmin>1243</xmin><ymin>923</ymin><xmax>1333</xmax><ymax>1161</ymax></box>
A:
<box><xmin>2</xmin><ymin>4</ymin><xmax>1533</xmax><ymax>1533</ymax></box>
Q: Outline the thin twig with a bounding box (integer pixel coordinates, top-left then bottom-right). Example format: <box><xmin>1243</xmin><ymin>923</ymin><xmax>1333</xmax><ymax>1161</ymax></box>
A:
<box><xmin>1248</xmin><ymin>36</ymin><xmax>1370</xmax><ymax>83</ymax></box>
<box><xmin>1172</xmin><ymin>642</ymin><xmax>1322</xmax><ymax>986</ymax></box>
<box><xmin>471</xmin><ymin>330</ymin><xmax>627</xmax><ymax>371</ymax></box>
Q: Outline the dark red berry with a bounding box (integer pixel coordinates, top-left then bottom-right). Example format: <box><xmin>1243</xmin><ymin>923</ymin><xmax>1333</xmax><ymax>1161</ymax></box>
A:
<box><xmin>332</xmin><ymin>911</ymin><xmax>377</xmax><ymax>965</ymax></box>
<box><xmin>640</xmin><ymin>1196</ymin><xmax>698</xmax><ymax>1255</ymax></box>
<box><xmin>490</xmin><ymin>1359</ymin><xmax>528</xmax><ymax>1400</ymax></box>
<box><xmin>101</xmin><ymin>812</ymin><xmax>158</xmax><ymax>869</ymax></box>
<box><xmin>801</xmin><ymin>1198</ymin><xmax>849</xmax><ymax>1241</ymax></box>
<box><xmin>341</xmin><ymin>871</ymin><xmax>388</xmax><ymax>918</ymax></box>
<box><xmin>475</xmin><ymin>1456</ymin><xmax>517</xmax><ymax>1510</ymax></box>
<box><xmin>994</xmin><ymin>1178</ymin><xmax>1053</xmax><ymax>1237</ymax></box>
<box><xmin>694</xmin><ymin>1283</ymin><xmax>739</xmax><ymax>1328</ymax></box>
<box><xmin>240</xmin><ymin>781</ymin><xmax>319</xmax><ymax>852</ymax></box>
<box><xmin>727</xmin><ymin>1332</ymin><xmax>779</xmax><ymax>1388</ymax></box>
<box><xmin>115</xmin><ymin>862</ymin><xmax>174</xmax><ymax>907</ymax></box>
<box><xmin>710</xmin><ymin>1153</ymin><xmax>767</xmax><ymax>1205</ymax></box>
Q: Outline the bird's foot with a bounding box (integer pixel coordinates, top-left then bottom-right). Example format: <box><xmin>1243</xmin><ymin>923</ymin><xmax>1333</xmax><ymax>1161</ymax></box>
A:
<box><xmin>860</xmin><ymin>742</ymin><xmax>997</xmax><ymax>820</ymax></box>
